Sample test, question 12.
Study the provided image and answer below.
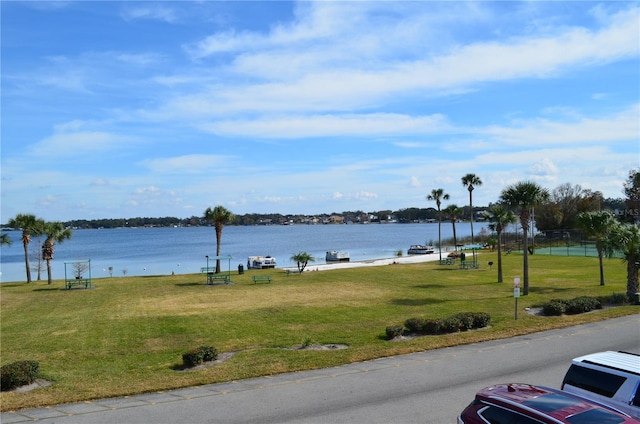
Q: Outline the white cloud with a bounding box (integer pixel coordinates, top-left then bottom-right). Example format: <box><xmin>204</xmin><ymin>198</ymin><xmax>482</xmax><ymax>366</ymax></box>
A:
<box><xmin>140</xmin><ymin>154</ymin><xmax>236</xmax><ymax>174</ymax></box>
<box><xmin>202</xmin><ymin>113</ymin><xmax>448</xmax><ymax>138</ymax></box>
<box><xmin>121</xmin><ymin>6</ymin><xmax>177</xmax><ymax>23</ymax></box>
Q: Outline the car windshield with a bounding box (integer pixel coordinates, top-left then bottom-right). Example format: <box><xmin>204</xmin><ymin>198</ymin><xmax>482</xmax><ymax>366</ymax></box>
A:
<box><xmin>565</xmin><ymin>408</ymin><xmax>628</xmax><ymax>424</ymax></box>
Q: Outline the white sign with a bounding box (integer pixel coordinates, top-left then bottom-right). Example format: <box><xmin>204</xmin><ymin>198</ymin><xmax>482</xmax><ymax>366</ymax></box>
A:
<box><xmin>514</xmin><ymin>277</ymin><xmax>520</xmax><ymax>287</ymax></box>
<box><xmin>514</xmin><ymin>287</ymin><xmax>521</xmax><ymax>298</ymax></box>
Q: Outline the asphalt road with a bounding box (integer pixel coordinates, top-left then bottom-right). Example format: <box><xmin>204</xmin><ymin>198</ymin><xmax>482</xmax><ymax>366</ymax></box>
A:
<box><xmin>3</xmin><ymin>315</ymin><xmax>639</xmax><ymax>424</ymax></box>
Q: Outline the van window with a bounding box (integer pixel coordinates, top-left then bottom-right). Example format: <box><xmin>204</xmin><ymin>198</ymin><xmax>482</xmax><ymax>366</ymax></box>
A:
<box><xmin>632</xmin><ymin>382</ymin><xmax>640</xmax><ymax>407</ymax></box>
<box><xmin>563</xmin><ymin>364</ymin><xmax>627</xmax><ymax>398</ymax></box>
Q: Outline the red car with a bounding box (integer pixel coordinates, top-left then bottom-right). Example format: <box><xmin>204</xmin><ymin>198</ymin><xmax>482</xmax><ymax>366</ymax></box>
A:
<box><xmin>458</xmin><ymin>383</ymin><xmax>636</xmax><ymax>424</ymax></box>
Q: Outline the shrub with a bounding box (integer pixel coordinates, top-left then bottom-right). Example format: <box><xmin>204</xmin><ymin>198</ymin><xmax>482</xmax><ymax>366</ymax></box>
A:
<box><xmin>182</xmin><ymin>345</ymin><xmax>218</xmax><ymax>368</ymax></box>
<box><xmin>452</xmin><ymin>312</ymin><xmax>476</xmax><ymax>331</ymax></box>
<box><xmin>607</xmin><ymin>292</ymin><xmax>627</xmax><ymax>305</ymax></box>
<box><xmin>404</xmin><ymin>317</ymin><xmax>427</xmax><ymax>334</ymax></box>
<box><xmin>543</xmin><ymin>300</ymin><xmax>566</xmax><ymax>316</ymax></box>
<box><xmin>471</xmin><ymin>312</ymin><xmax>491</xmax><ymax>329</ymax></box>
<box><xmin>441</xmin><ymin>316</ymin><xmax>462</xmax><ymax>333</ymax></box>
<box><xmin>423</xmin><ymin>319</ymin><xmax>442</xmax><ymax>335</ymax></box>
<box><xmin>1</xmin><ymin>360</ymin><xmax>40</xmax><ymax>391</ymax></box>
<box><xmin>385</xmin><ymin>325</ymin><xmax>404</xmax><ymax>340</ymax></box>
<box><xmin>565</xmin><ymin>297</ymin><xmax>601</xmax><ymax>315</ymax></box>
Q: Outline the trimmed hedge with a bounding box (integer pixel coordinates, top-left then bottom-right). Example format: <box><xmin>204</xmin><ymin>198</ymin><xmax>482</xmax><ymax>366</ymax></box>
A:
<box><xmin>182</xmin><ymin>345</ymin><xmax>218</xmax><ymax>368</ymax></box>
<box><xmin>1</xmin><ymin>360</ymin><xmax>40</xmax><ymax>391</ymax></box>
<box><xmin>541</xmin><ymin>296</ymin><xmax>602</xmax><ymax>316</ymax></box>
<box><xmin>398</xmin><ymin>312</ymin><xmax>490</xmax><ymax>337</ymax></box>
<box><xmin>385</xmin><ymin>325</ymin><xmax>404</xmax><ymax>340</ymax></box>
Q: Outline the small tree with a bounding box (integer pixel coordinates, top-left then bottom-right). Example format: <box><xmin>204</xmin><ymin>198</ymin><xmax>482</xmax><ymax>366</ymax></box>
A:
<box><xmin>42</xmin><ymin>221</ymin><xmax>72</xmax><ymax>285</ymax></box>
<box><xmin>291</xmin><ymin>252</ymin><xmax>314</xmax><ymax>273</ymax></box>
<box><xmin>427</xmin><ymin>188</ymin><xmax>450</xmax><ymax>261</ymax></box>
<box><xmin>483</xmin><ymin>205</ymin><xmax>516</xmax><ymax>283</ymax></box>
<box><xmin>204</xmin><ymin>206</ymin><xmax>234</xmax><ymax>273</ymax></box>
<box><xmin>72</xmin><ymin>261</ymin><xmax>90</xmax><ymax>279</ymax></box>
<box><xmin>605</xmin><ymin>222</ymin><xmax>640</xmax><ymax>302</ymax></box>
<box><xmin>576</xmin><ymin>210</ymin><xmax>617</xmax><ymax>286</ymax></box>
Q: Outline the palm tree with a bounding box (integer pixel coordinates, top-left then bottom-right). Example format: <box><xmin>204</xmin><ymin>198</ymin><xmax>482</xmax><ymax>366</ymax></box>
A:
<box><xmin>442</xmin><ymin>204</ymin><xmax>463</xmax><ymax>251</ymax></box>
<box><xmin>500</xmin><ymin>181</ymin><xmax>550</xmax><ymax>295</ymax></box>
<box><xmin>604</xmin><ymin>223</ymin><xmax>640</xmax><ymax>302</ymax></box>
<box><xmin>483</xmin><ymin>205</ymin><xmax>516</xmax><ymax>283</ymax></box>
<box><xmin>461</xmin><ymin>174</ymin><xmax>483</xmax><ymax>244</ymax></box>
<box><xmin>7</xmin><ymin>214</ymin><xmax>42</xmax><ymax>283</ymax></box>
<box><xmin>204</xmin><ymin>205</ymin><xmax>234</xmax><ymax>273</ymax></box>
<box><xmin>427</xmin><ymin>188</ymin><xmax>450</xmax><ymax>261</ymax></box>
<box><xmin>291</xmin><ymin>251</ymin><xmax>314</xmax><ymax>273</ymax></box>
<box><xmin>41</xmin><ymin>221</ymin><xmax>72</xmax><ymax>285</ymax></box>
<box><xmin>576</xmin><ymin>210</ymin><xmax>617</xmax><ymax>286</ymax></box>
<box><xmin>0</xmin><ymin>234</ymin><xmax>11</xmax><ymax>246</ymax></box>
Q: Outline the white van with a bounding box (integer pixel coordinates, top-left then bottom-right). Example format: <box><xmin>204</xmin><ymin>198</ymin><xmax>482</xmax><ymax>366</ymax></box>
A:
<box><xmin>561</xmin><ymin>350</ymin><xmax>640</xmax><ymax>420</ymax></box>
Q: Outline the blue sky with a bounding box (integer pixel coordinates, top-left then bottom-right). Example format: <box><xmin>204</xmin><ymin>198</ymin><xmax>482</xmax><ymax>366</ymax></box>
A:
<box><xmin>1</xmin><ymin>1</ymin><xmax>638</xmax><ymax>221</ymax></box>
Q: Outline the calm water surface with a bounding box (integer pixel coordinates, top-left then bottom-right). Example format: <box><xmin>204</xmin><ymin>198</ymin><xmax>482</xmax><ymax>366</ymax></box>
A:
<box><xmin>0</xmin><ymin>223</ymin><xmax>478</xmax><ymax>283</ymax></box>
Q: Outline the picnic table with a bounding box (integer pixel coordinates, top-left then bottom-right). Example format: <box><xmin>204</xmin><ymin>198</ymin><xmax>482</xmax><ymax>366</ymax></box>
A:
<box><xmin>65</xmin><ymin>277</ymin><xmax>92</xmax><ymax>289</ymax></box>
<box><xmin>201</xmin><ymin>267</ymin><xmax>231</xmax><ymax>285</ymax></box>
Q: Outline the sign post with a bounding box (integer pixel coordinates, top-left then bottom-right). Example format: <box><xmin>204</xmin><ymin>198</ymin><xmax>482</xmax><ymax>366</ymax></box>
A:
<box><xmin>513</xmin><ymin>277</ymin><xmax>521</xmax><ymax>320</ymax></box>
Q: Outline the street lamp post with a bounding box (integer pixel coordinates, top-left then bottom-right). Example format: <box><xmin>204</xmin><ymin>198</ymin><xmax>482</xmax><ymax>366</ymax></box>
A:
<box><xmin>206</xmin><ymin>255</ymin><xmax>209</xmax><ymax>271</ymax></box>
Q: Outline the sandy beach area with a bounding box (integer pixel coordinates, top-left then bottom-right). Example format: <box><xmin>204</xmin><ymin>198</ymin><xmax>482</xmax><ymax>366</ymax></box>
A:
<box><xmin>283</xmin><ymin>252</ymin><xmax>446</xmax><ymax>273</ymax></box>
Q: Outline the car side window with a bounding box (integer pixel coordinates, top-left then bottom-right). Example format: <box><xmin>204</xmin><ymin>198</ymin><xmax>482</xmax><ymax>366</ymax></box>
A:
<box><xmin>480</xmin><ymin>405</ymin><xmax>543</xmax><ymax>424</ymax></box>
<box><xmin>632</xmin><ymin>382</ymin><xmax>640</xmax><ymax>407</ymax></box>
<box><xmin>562</xmin><ymin>364</ymin><xmax>627</xmax><ymax>398</ymax></box>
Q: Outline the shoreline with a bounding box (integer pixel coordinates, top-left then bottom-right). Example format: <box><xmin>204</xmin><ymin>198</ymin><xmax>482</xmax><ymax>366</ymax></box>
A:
<box><xmin>282</xmin><ymin>252</ymin><xmax>446</xmax><ymax>272</ymax></box>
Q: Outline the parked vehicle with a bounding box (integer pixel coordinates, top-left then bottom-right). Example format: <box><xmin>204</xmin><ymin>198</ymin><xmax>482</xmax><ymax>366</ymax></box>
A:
<box><xmin>247</xmin><ymin>256</ymin><xmax>276</xmax><ymax>269</ymax></box>
<box><xmin>458</xmin><ymin>383</ymin><xmax>635</xmax><ymax>424</ymax></box>
<box><xmin>561</xmin><ymin>350</ymin><xmax>640</xmax><ymax>420</ymax></box>
<box><xmin>325</xmin><ymin>251</ymin><xmax>350</xmax><ymax>262</ymax></box>
<box><xmin>407</xmin><ymin>245</ymin><xmax>435</xmax><ymax>255</ymax></box>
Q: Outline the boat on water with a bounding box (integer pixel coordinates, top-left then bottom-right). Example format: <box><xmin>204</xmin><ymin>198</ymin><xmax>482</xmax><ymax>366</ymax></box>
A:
<box><xmin>326</xmin><ymin>251</ymin><xmax>350</xmax><ymax>262</ymax></box>
<box><xmin>247</xmin><ymin>256</ymin><xmax>277</xmax><ymax>269</ymax></box>
<box><xmin>407</xmin><ymin>245</ymin><xmax>435</xmax><ymax>255</ymax></box>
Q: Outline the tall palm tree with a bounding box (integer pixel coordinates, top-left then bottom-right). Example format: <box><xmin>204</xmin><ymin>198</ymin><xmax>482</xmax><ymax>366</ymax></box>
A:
<box><xmin>7</xmin><ymin>214</ymin><xmax>42</xmax><ymax>283</ymax></box>
<box><xmin>204</xmin><ymin>205</ymin><xmax>234</xmax><ymax>273</ymax></box>
<box><xmin>604</xmin><ymin>223</ymin><xmax>640</xmax><ymax>302</ymax></box>
<box><xmin>461</xmin><ymin>174</ymin><xmax>483</xmax><ymax>245</ymax></box>
<box><xmin>427</xmin><ymin>188</ymin><xmax>450</xmax><ymax>261</ymax></box>
<box><xmin>483</xmin><ymin>205</ymin><xmax>516</xmax><ymax>283</ymax></box>
<box><xmin>41</xmin><ymin>221</ymin><xmax>72</xmax><ymax>285</ymax></box>
<box><xmin>576</xmin><ymin>210</ymin><xmax>617</xmax><ymax>286</ymax></box>
<box><xmin>442</xmin><ymin>204</ymin><xmax>463</xmax><ymax>251</ymax></box>
<box><xmin>290</xmin><ymin>251</ymin><xmax>314</xmax><ymax>273</ymax></box>
<box><xmin>500</xmin><ymin>181</ymin><xmax>550</xmax><ymax>295</ymax></box>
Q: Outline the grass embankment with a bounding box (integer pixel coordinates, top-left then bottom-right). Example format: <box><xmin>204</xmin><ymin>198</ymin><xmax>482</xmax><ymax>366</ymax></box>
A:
<box><xmin>1</xmin><ymin>253</ymin><xmax>637</xmax><ymax>411</ymax></box>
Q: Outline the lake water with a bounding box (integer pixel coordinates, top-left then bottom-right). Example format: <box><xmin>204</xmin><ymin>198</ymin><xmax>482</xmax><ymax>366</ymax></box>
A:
<box><xmin>0</xmin><ymin>222</ymin><xmax>477</xmax><ymax>283</ymax></box>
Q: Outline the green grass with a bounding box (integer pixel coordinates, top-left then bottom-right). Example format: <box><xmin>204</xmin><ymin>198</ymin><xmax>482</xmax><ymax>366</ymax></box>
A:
<box><xmin>1</xmin><ymin>252</ymin><xmax>637</xmax><ymax>411</ymax></box>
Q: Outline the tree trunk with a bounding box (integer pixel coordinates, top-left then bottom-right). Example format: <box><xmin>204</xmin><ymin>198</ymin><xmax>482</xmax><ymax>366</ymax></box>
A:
<box><xmin>521</xmin><ymin>216</ymin><xmax>530</xmax><ymax>295</ymax></box>
<box><xmin>46</xmin><ymin>259</ymin><xmax>53</xmax><ymax>285</ymax></box>
<box><xmin>597</xmin><ymin>248</ymin><xmax>605</xmax><ymax>286</ymax></box>
<box><xmin>497</xmin><ymin>228</ymin><xmax>503</xmax><ymax>283</ymax></box>
<box><xmin>627</xmin><ymin>255</ymin><xmax>639</xmax><ymax>302</ymax></box>
<box><xmin>215</xmin><ymin>226</ymin><xmax>222</xmax><ymax>274</ymax></box>
<box><xmin>23</xmin><ymin>240</ymin><xmax>32</xmax><ymax>283</ymax></box>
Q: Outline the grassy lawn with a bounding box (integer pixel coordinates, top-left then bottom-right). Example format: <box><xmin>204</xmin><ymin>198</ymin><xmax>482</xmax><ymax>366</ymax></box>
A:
<box><xmin>1</xmin><ymin>252</ymin><xmax>637</xmax><ymax>411</ymax></box>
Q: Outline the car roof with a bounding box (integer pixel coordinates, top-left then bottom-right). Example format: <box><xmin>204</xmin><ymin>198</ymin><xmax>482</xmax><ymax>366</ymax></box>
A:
<box><xmin>477</xmin><ymin>384</ymin><xmax>635</xmax><ymax>423</ymax></box>
<box><xmin>571</xmin><ymin>351</ymin><xmax>640</xmax><ymax>375</ymax></box>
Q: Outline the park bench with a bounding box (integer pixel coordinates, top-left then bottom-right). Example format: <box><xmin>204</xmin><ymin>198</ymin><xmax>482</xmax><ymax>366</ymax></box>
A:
<box><xmin>285</xmin><ymin>269</ymin><xmax>301</xmax><ymax>276</ymax></box>
<box><xmin>66</xmin><ymin>277</ymin><xmax>92</xmax><ymax>289</ymax></box>
<box><xmin>252</xmin><ymin>275</ymin><xmax>272</xmax><ymax>284</ymax></box>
